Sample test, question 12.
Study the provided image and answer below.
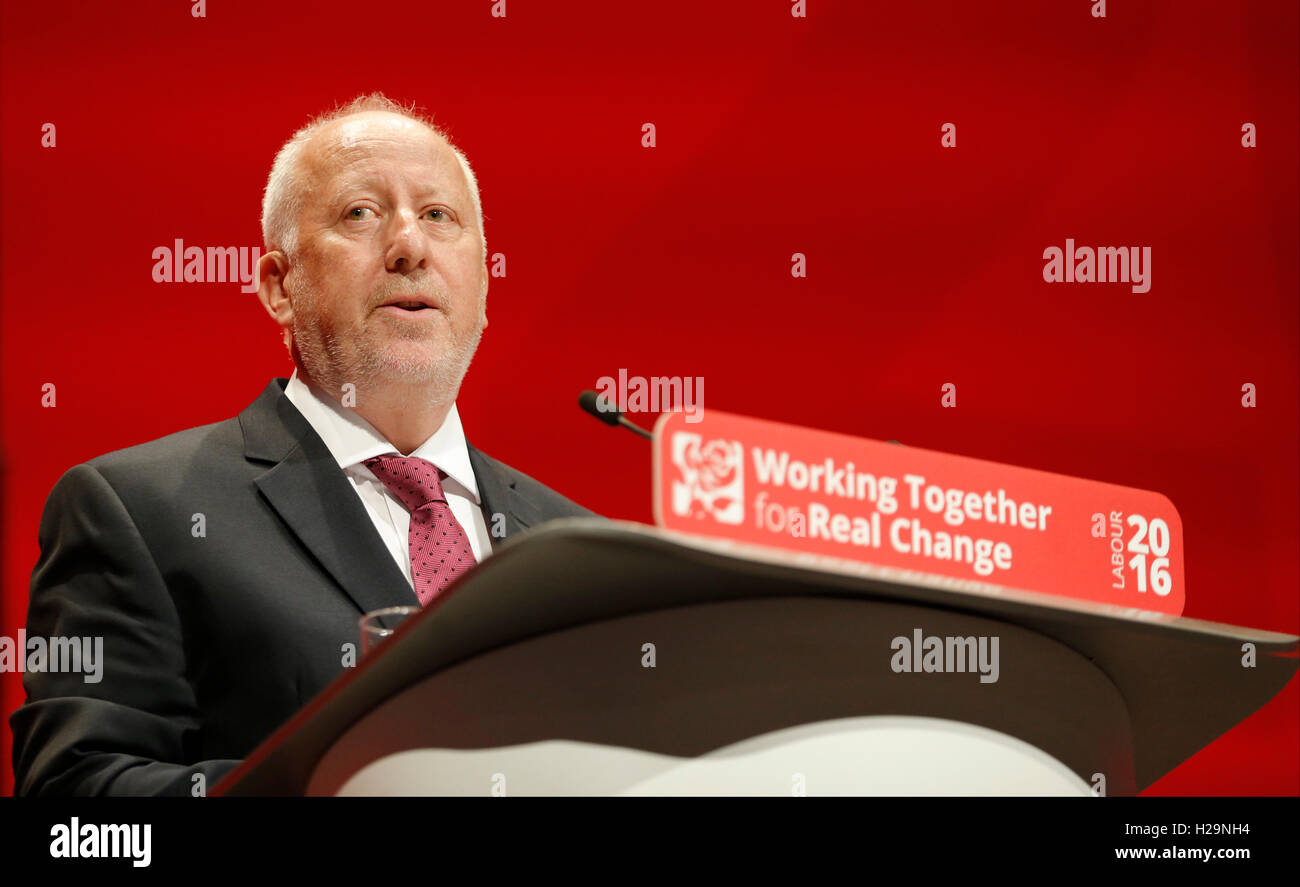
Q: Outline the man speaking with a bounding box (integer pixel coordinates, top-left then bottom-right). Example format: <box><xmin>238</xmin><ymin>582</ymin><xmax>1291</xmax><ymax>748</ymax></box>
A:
<box><xmin>10</xmin><ymin>94</ymin><xmax>597</xmax><ymax>796</ymax></box>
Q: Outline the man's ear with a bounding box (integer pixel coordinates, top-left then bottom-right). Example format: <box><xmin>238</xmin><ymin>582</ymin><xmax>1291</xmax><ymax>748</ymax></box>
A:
<box><xmin>480</xmin><ymin>266</ymin><xmax>489</xmax><ymax>332</ymax></box>
<box><xmin>257</xmin><ymin>250</ymin><xmax>293</xmax><ymax>335</ymax></box>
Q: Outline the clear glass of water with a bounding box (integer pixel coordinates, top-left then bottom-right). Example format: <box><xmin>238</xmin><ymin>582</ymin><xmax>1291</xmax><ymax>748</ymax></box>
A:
<box><xmin>359</xmin><ymin>606</ymin><xmax>421</xmax><ymax>657</ymax></box>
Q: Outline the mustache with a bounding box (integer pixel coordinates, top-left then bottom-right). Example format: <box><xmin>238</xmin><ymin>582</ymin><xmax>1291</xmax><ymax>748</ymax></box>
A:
<box><xmin>370</xmin><ymin>278</ymin><xmax>444</xmax><ymax>309</ymax></box>
<box><xmin>287</xmin><ymin>268</ymin><xmax>467</xmax><ymax>311</ymax></box>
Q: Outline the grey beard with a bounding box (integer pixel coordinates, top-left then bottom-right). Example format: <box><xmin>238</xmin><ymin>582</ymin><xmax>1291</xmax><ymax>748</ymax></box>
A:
<box><xmin>288</xmin><ymin>271</ymin><xmax>485</xmax><ymax>406</ymax></box>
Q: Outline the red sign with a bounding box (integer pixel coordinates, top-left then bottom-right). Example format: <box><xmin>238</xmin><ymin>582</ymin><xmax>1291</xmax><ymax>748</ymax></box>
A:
<box><xmin>653</xmin><ymin>409</ymin><xmax>1185</xmax><ymax>616</ymax></box>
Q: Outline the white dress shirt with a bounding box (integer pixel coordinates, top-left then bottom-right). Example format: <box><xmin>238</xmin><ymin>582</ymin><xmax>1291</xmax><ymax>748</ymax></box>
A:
<box><xmin>282</xmin><ymin>369</ymin><xmax>492</xmax><ymax>588</ymax></box>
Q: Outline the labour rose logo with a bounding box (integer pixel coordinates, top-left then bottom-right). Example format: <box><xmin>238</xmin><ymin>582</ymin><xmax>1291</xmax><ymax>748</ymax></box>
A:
<box><xmin>670</xmin><ymin>433</ymin><xmax>744</xmax><ymax>524</ymax></box>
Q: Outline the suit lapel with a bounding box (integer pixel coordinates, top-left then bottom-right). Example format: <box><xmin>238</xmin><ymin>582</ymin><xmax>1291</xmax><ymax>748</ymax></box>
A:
<box><xmin>239</xmin><ymin>379</ymin><xmax>419</xmax><ymax>615</ymax></box>
<box><xmin>467</xmin><ymin>443</ymin><xmax>544</xmax><ymax>547</ymax></box>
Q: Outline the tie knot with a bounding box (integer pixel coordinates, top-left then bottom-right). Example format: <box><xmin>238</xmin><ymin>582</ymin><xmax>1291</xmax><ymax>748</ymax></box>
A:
<box><xmin>363</xmin><ymin>455</ymin><xmax>447</xmax><ymax>513</ymax></box>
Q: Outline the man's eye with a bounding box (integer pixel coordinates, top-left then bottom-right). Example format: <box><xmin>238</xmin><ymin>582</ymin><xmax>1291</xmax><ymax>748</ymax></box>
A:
<box><xmin>426</xmin><ymin>209</ymin><xmax>449</xmax><ymax>221</ymax></box>
<box><xmin>347</xmin><ymin>207</ymin><xmax>374</xmax><ymax>219</ymax></box>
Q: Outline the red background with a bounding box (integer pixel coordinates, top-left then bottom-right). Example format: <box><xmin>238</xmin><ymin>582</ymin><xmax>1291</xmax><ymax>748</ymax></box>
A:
<box><xmin>2</xmin><ymin>0</ymin><xmax>1296</xmax><ymax>796</ymax></box>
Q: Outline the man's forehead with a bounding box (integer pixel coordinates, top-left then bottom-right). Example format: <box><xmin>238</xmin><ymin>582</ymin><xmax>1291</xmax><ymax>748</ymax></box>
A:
<box><xmin>328</xmin><ymin>111</ymin><xmax>432</xmax><ymax>149</ymax></box>
<box><xmin>305</xmin><ymin>112</ymin><xmax>459</xmax><ymax>185</ymax></box>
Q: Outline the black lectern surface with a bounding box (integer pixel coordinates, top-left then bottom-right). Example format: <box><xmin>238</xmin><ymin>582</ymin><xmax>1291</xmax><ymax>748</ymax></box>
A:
<box><xmin>215</xmin><ymin>518</ymin><xmax>1298</xmax><ymax>796</ymax></box>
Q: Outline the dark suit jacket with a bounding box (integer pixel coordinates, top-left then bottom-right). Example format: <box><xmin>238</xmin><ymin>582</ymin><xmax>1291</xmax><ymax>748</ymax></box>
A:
<box><xmin>10</xmin><ymin>378</ymin><xmax>598</xmax><ymax>796</ymax></box>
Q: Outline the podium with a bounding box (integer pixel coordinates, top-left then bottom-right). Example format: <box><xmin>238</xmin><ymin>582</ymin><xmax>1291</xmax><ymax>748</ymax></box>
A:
<box><xmin>214</xmin><ymin>518</ymin><xmax>1298</xmax><ymax>796</ymax></box>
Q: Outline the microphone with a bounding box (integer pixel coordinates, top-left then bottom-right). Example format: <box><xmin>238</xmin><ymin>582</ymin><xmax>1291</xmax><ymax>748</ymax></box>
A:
<box><xmin>578</xmin><ymin>390</ymin><xmax>653</xmax><ymax>440</ymax></box>
<box><xmin>578</xmin><ymin>389</ymin><xmax>903</xmax><ymax>446</ymax></box>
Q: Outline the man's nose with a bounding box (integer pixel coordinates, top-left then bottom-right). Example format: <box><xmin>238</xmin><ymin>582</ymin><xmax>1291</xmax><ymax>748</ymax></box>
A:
<box><xmin>384</xmin><ymin>209</ymin><xmax>428</xmax><ymax>272</ymax></box>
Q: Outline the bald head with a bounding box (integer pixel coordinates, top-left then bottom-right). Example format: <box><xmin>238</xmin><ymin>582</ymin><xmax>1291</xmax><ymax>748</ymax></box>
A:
<box><xmin>253</xmin><ymin>95</ymin><xmax>491</xmax><ymax>424</ymax></box>
<box><xmin>261</xmin><ymin>94</ymin><xmax>485</xmax><ymax>260</ymax></box>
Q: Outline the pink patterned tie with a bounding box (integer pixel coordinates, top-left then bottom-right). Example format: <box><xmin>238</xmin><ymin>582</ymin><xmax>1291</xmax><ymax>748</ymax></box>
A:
<box><xmin>363</xmin><ymin>455</ymin><xmax>477</xmax><ymax>606</ymax></box>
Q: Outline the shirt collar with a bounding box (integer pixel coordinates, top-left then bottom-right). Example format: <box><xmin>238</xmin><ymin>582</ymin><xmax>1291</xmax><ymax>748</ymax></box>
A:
<box><xmin>282</xmin><ymin>368</ymin><xmax>481</xmax><ymax>504</ymax></box>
